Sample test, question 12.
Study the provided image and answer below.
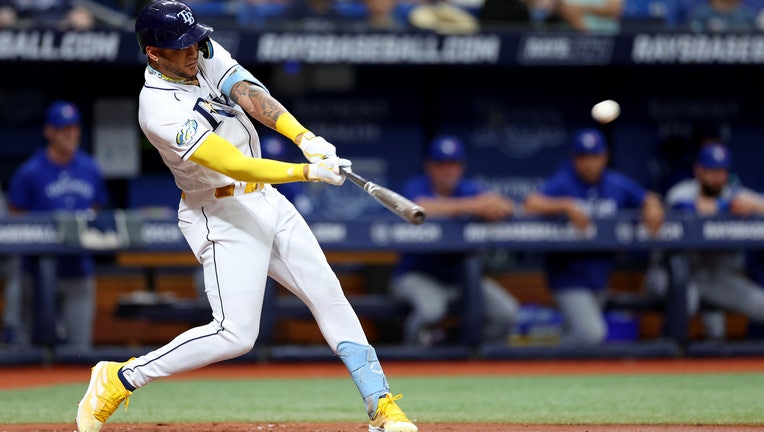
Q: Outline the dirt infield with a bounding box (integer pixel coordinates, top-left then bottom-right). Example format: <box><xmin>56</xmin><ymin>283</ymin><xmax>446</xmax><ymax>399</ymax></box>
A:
<box><xmin>3</xmin><ymin>358</ymin><xmax>764</xmax><ymax>431</ymax></box>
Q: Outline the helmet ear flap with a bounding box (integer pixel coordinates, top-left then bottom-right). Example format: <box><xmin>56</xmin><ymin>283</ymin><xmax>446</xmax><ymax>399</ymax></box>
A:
<box><xmin>199</xmin><ymin>37</ymin><xmax>213</xmax><ymax>59</ymax></box>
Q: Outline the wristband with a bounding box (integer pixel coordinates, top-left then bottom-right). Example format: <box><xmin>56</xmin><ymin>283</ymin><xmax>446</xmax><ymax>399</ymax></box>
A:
<box><xmin>275</xmin><ymin>112</ymin><xmax>310</xmax><ymax>143</ymax></box>
<box><xmin>295</xmin><ymin>163</ymin><xmax>309</xmax><ymax>181</ymax></box>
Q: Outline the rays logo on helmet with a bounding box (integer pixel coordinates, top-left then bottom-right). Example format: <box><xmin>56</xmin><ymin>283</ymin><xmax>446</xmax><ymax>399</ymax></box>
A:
<box><xmin>176</xmin><ymin>119</ymin><xmax>198</xmax><ymax>146</ymax></box>
<box><xmin>177</xmin><ymin>9</ymin><xmax>194</xmax><ymax>26</ymax></box>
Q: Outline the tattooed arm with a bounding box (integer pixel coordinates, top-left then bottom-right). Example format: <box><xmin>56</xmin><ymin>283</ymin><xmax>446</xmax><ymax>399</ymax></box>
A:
<box><xmin>229</xmin><ymin>81</ymin><xmax>295</xmax><ymax>136</ymax></box>
<box><xmin>229</xmin><ymin>80</ymin><xmax>337</xmax><ymax>162</ymax></box>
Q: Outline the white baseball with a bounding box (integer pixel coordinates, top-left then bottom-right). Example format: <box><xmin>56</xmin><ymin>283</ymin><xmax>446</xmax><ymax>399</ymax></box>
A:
<box><xmin>591</xmin><ymin>100</ymin><xmax>620</xmax><ymax>124</ymax></box>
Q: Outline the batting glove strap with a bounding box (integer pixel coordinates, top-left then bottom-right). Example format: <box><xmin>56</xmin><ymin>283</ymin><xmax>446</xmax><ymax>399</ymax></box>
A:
<box><xmin>298</xmin><ymin>135</ymin><xmax>337</xmax><ymax>164</ymax></box>
<box><xmin>306</xmin><ymin>157</ymin><xmax>346</xmax><ymax>186</ymax></box>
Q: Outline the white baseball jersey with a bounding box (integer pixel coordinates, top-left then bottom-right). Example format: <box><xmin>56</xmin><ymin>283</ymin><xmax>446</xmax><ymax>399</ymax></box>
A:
<box><xmin>138</xmin><ymin>39</ymin><xmax>262</xmax><ymax>193</ymax></box>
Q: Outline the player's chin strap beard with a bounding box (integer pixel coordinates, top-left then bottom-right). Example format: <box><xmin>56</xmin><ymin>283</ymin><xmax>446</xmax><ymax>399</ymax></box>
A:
<box><xmin>147</xmin><ymin>64</ymin><xmax>199</xmax><ymax>86</ymax></box>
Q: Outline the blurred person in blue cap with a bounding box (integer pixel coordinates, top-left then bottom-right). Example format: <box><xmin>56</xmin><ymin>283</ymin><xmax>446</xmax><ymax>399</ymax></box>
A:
<box><xmin>390</xmin><ymin>135</ymin><xmax>520</xmax><ymax>347</ymax></box>
<box><xmin>4</xmin><ymin>100</ymin><xmax>109</xmax><ymax>349</ymax></box>
<box><xmin>523</xmin><ymin>127</ymin><xmax>664</xmax><ymax>346</ymax></box>
<box><xmin>657</xmin><ymin>142</ymin><xmax>764</xmax><ymax>339</ymax></box>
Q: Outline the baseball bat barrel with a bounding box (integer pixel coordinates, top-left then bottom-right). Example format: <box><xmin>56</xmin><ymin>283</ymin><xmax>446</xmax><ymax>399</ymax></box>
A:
<box><xmin>340</xmin><ymin>167</ymin><xmax>426</xmax><ymax>225</ymax></box>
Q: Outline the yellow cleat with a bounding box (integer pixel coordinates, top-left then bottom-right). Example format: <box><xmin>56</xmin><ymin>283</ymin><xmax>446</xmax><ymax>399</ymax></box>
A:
<box><xmin>369</xmin><ymin>393</ymin><xmax>418</xmax><ymax>432</ymax></box>
<box><xmin>76</xmin><ymin>360</ymin><xmax>133</xmax><ymax>432</ymax></box>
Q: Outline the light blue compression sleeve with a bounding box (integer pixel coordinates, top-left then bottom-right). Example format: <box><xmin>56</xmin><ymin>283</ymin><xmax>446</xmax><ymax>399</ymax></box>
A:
<box><xmin>337</xmin><ymin>341</ymin><xmax>390</xmax><ymax>418</ymax></box>
<box><xmin>221</xmin><ymin>67</ymin><xmax>269</xmax><ymax>98</ymax></box>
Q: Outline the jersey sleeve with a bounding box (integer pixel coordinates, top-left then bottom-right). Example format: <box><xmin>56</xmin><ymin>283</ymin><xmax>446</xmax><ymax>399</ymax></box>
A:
<box><xmin>201</xmin><ymin>39</ymin><xmax>268</xmax><ymax>98</ymax></box>
<box><xmin>538</xmin><ymin>171</ymin><xmax>569</xmax><ymax>197</ymax></box>
<box><xmin>666</xmin><ymin>180</ymin><xmax>696</xmax><ymax>210</ymax></box>
<box><xmin>457</xmin><ymin>179</ymin><xmax>486</xmax><ymax>197</ymax></box>
<box><xmin>144</xmin><ymin>110</ymin><xmax>213</xmax><ymax>162</ymax></box>
<box><xmin>402</xmin><ymin>175</ymin><xmax>430</xmax><ymax>200</ymax></box>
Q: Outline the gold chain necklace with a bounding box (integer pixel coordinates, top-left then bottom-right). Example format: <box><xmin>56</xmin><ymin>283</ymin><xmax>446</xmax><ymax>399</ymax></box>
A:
<box><xmin>148</xmin><ymin>65</ymin><xmax>199</xmax><ymax>86</ymax></box>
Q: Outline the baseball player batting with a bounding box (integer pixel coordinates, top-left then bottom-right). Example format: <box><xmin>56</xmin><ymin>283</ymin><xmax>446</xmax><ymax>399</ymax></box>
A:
<box><xmin>75</xmin><ymin>2</ymin><xmax>417</xmax><ymax>432</ymax></box>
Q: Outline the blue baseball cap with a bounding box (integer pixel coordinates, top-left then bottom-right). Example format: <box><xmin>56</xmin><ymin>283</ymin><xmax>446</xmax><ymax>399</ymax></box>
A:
<box><xmin>697</xmin><ymin>143</ymin><xmax>730</xmax><ymax>169</ymax></box>
<box><xmin>428</xmin><ymin>135</ymin><xmax>464</xmax><ymax>162</ymax></box>
<box><xmin>571</xmin><ymin>128</ymin><xmax>607</xmax><ymax>155</ymax></box>
<box><xmin>45</xmin><ymin>101</ymin><xmax>80</xmax><ymax>128</ymax></box>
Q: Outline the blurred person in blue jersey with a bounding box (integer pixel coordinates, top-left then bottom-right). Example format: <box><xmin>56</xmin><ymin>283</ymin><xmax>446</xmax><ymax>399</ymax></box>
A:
<box><xmin>6</xmin><ymin>100</ymin><xmax>109</xmax><ymax>349</ymax></box>
<box><xmin>523</xmin><ymin>128</ymin><xmax>664</xmax><ymax>346</ymax></box>
<box><xmin>390</xmin><ymin>135</ymin><xmax>520</xmax><ymax>347</ymax></box>
<box><xmin>663</xmin><ymin>143</ymin><xmax>764</xmax><ymax>338</ymax></box>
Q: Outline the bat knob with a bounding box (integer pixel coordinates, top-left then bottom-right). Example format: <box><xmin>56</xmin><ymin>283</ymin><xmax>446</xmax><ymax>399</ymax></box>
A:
<box><xmin>411</xmin><ymin>207</ymin><xmax>426</xmax><ymax>225</ymax></box>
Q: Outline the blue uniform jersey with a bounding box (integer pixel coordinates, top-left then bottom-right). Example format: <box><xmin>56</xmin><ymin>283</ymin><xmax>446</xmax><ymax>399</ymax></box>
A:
<box><xmin>539</xmin><ymin>162</ymin><xmax>647</xmax><ymax>291</ymax></box>
<box><xmin>392</xmin><ymin>174</ymin><xmax>485</xmax><ymax>284</ymax></box>
<box><xmin>9</xmin><ymin>149</ymin><xmax>109</xmax><ymax>277</ymax></box>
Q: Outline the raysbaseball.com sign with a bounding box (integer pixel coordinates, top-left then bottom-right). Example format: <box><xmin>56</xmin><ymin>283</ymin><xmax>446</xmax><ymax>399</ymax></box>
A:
<box><xmin>0</xmin><ymin>30</ymin><xmax>121</xmax><ymax>61</ymax></box>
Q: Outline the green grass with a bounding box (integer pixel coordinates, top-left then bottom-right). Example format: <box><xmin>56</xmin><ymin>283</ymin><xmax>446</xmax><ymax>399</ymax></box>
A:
<box><xmin>1</xmin><ymin>373</ymin><xmax>763</xmax><ymax>424</ymax></box>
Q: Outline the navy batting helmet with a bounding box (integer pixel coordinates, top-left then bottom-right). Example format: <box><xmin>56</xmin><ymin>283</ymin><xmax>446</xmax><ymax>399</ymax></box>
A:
<box><xmin>135</xmin><ymin>0</ymin><xmax>213</xmax><ymax>56</ymax></box>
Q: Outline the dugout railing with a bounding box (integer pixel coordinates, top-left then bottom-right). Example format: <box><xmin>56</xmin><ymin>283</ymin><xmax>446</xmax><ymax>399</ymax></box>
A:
<box><xmin>4</xmin><ymin>211</ymin><xmax>764</xmax><ymax>364</ymax></box>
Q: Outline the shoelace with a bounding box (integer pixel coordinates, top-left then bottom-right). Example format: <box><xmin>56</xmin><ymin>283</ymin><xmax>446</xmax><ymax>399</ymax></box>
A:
<box><xmin>377</xmin><ymin>393</ymin><xmax>410</xmax><ymax>422</ymax></box>
<box><xmin>94</xmin><ymin>379</ymin><xmax>130</xmax><ymax>422</ymax></box>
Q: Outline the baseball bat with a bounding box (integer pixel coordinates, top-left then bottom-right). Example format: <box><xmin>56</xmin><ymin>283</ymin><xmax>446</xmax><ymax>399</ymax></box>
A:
<box><xmin>340</xmin><ymin>167</ymin><xmax>426</xmax><ymax>225</ymax></box>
